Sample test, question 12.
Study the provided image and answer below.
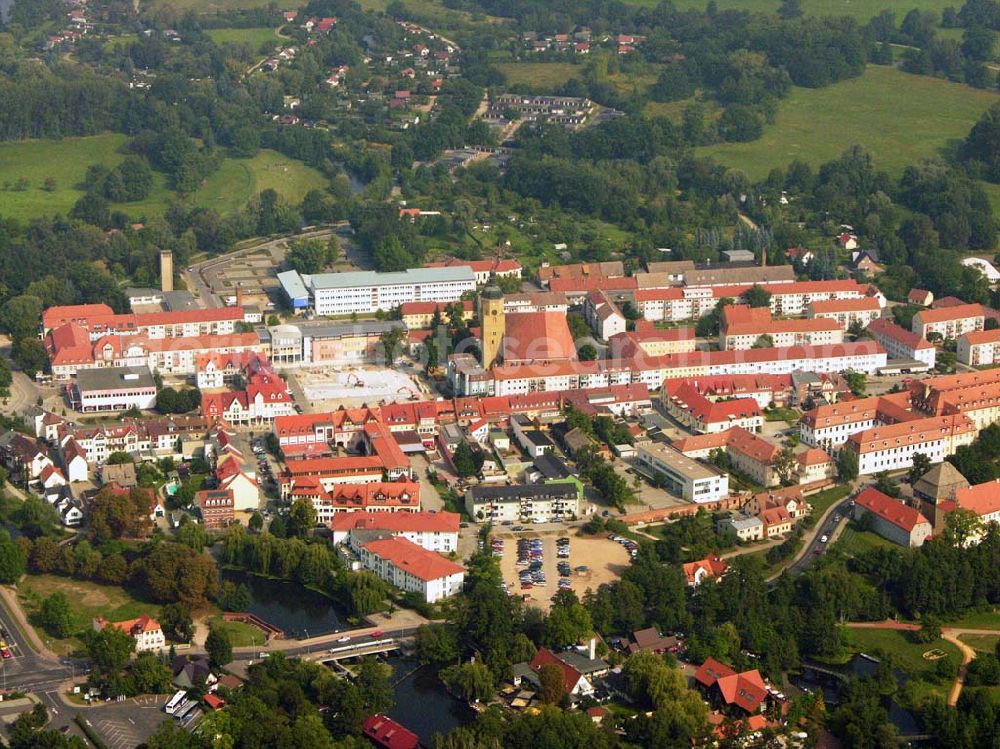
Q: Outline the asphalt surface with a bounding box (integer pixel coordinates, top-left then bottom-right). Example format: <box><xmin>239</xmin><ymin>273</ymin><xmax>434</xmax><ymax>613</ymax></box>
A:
<box><xmin>782</xmin><ymin>495</ymin><xmax>855</xmax><ymax>578</ymax></box>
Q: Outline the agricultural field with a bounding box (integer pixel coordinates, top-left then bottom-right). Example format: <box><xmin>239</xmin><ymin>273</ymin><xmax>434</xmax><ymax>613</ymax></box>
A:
<box><xmin>19</xmin><ymin>574</ymin><xmax>163</xmax><ymax>656</ymax></box>
<box><xmin>496</xmin><ymin>62</ymin><xmax>581</xmax><ymax>91</ymax></box>
<box><xmin>0</xmin><ymin>134</ymin><xmax>328</xmax><ymax>222</ymax></box>
<box><xmin>701</xmin><ymin>65</ymin><xmax>1000</xmax><ymax>179</ymax></box>
<box><xmin>633</xmin><ymin>0</ymin><xmax>956</xmax><ymax>23</ymax></box>
<box><xmin>205</xmin><ymin>27</ymin><xmax>283</xmax><ymax>48</ymax></box>
<box><xmin>146</xmin><ymin>0</ymin><xmax>277</xmax><ymax>10</ymax></box>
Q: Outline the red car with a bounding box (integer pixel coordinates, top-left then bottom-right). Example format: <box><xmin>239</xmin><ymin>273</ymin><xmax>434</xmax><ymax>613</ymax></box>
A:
<box><xmin>369</xmin><ymin>630</ymin><xmax>384</xmax><ymax>639</ymax></box>
<box><xmin>1</xmin><ymin>648</ymin><xmax>12</xmax><ymax>659</ymax></box>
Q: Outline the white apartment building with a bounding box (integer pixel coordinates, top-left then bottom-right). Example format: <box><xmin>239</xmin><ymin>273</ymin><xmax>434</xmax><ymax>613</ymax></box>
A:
<box><xmin>721</xmin><ymin>319</ymin><xmax>843</xmax><ymax>351</ymax></box>
<box><xmin>912</xmin><ymin>304</ymin><xmax>985</xmax><ymax>340</ymax></box>
<box><xmin>93</xmin><ymin>614</ymin><xmax>165</xmax><ymax>653</ymax></box>
<box><xmin>799</xmin><ymin>396</ymin><xmax>881</xmax><ymax>449</ymax></box>
<box><xmin>357</xmin><ymin>536</ymin><xmax>465</xmax><ymax>603</ymax></box>
<box><xmin>867</xmin><ymin>318</ymin><xmax>937</xmax><ymax>369</ymax></box>
<box><xmin>807</xmin><ymin>297</ymin><xmax>883</xmax><ymax>330</ymax></box>
<box><xmin>280</xmin><ymin>267</ymin><xmax>476</xmax><ymax>316</ymax></box>
<box><xmin>635</xmin><ymin>441</ymin><xmax>729</xmax><ymax>503</ymax></box>
<box><xmin>464</xmin><ymin>483</ymin><xmax>581</xmax><ymax>523</ymax></box>
<box><xmin>846</xmin><ymin>415</ymin><xmax>976</xmax><ymax>476</ymax></box>
<box><xmin>957</xmin><ymin>329</ymin><xmax>1000</xmax><ymax>366</ymax></box>
<box><xmin>332</xmin><ymin>511</ymin><xmax>460</xmax><ymax>553</ymax></box>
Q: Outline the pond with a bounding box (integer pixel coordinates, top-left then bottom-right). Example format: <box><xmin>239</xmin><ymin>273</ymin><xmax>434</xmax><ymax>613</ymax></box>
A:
<box><xmin>387</xmin><ymin>658</ymin><xmax>475</xmax><ymax>746</ymax></box>
<box><xmin>792</xmin><ymin>655</ymin><xmax>921</xmax><ymax>738</ymax></box>
<box><xmin>221</xmin><ymin>569</ymin><xmax>347</xmax><ymax>638</ymax></box>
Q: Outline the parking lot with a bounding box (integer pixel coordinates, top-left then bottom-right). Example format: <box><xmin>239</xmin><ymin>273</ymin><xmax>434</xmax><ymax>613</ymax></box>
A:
<box><xmin>495</xmin><ymin>531</ymin><xmax>632</xmax><ymax>611</ymax></box>
<box><xmin>81</xmin><ymin>694</ymin><xmax>171</xmax><ymax>749</ymax></box>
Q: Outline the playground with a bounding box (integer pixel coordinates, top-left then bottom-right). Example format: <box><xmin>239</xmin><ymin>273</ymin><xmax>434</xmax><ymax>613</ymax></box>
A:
<box><xmin>295</xmin><ymin>367</ymin><xmax>426</xmax><ymax>408</ymax></box>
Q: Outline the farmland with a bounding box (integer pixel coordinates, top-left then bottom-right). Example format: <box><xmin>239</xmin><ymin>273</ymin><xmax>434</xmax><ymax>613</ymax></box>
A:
<box><xmin>700</xmin><ymin>65</ymin><xmax>999</xmax><ymax>179</ymax></box>
<box><xmin>631</xmin><ymin>0</ymin><xmax>957</xmax><ymax>23</ymax></box>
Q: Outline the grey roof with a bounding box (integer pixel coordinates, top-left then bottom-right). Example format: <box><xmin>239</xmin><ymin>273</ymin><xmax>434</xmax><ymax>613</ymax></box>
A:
<box><xmin>468</xmin><ymin>483</ymin><xmax>577</xmax><ymax>503</ymax></box>
<box><xmin>722</xmin><ymin>515</ymin><xmax>763</xmax><ymax>531</ymax></box>
<box><xmin>913</xmin><ymin>462</ymin><xmax>970</xmax><ymax>502</ymax></box>
<box><xmin>556</xmin><ymin>651</ymin><xmax>609</xmax><ymax>675</ymax></box>
<box><xmin>304</xmin><ymin>266</ymin><xmax>475</xmax><ymax>290</ymax></box>
<box><xmin>523</xmin><ymin>430</ymin><xmax>555</xmax><ymax>448</ymax></box>
<box><xmin>532</xmin><ymin>453</ymin><xmax>572</xmax><ymax>480</ymax></box>
<box><xmin>481</xmin><ymin>285</ymin><xmax>504</xmax><ymax>300</ymax></box>
<box><xmin>75</xmin><ymin>367</ymin><xmax>155</xmax><ymax>393</ymax></box>
<box><xmin>277</xmin><ymin>270</ymin><xmax>309</xmax><ymax>300</ymax></box>
<box><xmin>684</xmin><ymin>265</ymin><xmax>795</xmax><ymax>287</ymax></box>
<box><xmin>162</xmin><ymin>291</ymin><xmax>199</xmax><ymax>312</ymax></box>
<box><xmin>294</xmin><ymin>320</ymin><xmax>405</xmax><ymax>339</ymax></box>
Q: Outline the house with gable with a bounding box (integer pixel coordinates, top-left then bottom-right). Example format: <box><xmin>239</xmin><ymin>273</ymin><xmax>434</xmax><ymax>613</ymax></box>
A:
<box><xmin>694</xmin><ymin>657</ymin><xmax>769</xmax><ymax>714</ymax></box>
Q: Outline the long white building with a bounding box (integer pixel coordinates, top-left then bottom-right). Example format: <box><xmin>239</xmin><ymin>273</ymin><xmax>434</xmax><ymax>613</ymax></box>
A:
<box><xmin>279</xmin><ymin>267</ymin><xmax>476</xmax><ymax>316</ymax></box>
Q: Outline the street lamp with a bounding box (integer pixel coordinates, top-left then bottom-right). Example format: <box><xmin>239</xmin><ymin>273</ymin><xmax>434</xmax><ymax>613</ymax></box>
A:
<box><xmin>303</xmin><ymin>629</ymin><xmax>309</xmax><ymax>655</ymax></box>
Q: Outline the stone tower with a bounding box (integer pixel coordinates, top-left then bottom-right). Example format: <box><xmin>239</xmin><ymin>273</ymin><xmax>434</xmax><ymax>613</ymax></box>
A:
<box><xmin>479</xmin><ymin>284</ymin><xmax>505</xmax><ymax>369</ymax></box>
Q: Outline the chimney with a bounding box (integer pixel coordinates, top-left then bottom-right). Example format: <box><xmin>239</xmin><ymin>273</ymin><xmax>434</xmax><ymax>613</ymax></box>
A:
<box><xmin>589</xmin><ymin>637</ymin><xmax>596</xmax><ymax>661</ymax></box>
<box><xmin>236</xmin><ymin>282</ymin><xmax>244</xmax><ymax>309</ymax></box>
<box><xmin>159</xmin><ymin>251</ymin><xmax>174</xmax><ymax>293</ymax></box>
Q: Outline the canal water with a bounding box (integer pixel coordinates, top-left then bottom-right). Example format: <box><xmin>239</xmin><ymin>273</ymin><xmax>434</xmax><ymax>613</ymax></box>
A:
<box><xmin>791</xmin><ymin>655</ymin><xmax>921</xmax><ymax>737</ymax></box>
<box><xmin>221</xmin><ymin>569</ymin><xmax>346</xmax><ymax>639</ymax></box>
<box><xmin>387</xmin><ymin>658</ymin><xmax>475</xmax><ymax>746</ymax></box>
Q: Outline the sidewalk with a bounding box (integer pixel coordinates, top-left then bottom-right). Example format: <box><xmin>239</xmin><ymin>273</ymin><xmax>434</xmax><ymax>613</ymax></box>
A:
<box><xmin>0</xmin><ymin>584</ymin><xmax>55</xmax><ymax>659</ymax></box>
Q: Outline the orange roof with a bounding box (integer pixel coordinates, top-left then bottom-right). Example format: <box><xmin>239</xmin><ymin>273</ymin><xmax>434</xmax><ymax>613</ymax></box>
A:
<box><xmin>725</xmin><ymin>427</ymin><xmax>778</xmax><ymax>463</ymax></box>
<box><xmin>802</xmin><ymin>395</ymin><xmax>882</xmax><ymax>429</ymax></box>
<box><xmin>669</xmin><ymin>384</ymin><xmax>761</xmax><ymax>425</ymax></box>
<box><xmin>959</xmin><ymin>328</ymin><xmax>1000</xmax><ymax>346</ymax></box>
<box><xmin>847</xmin><ymin>414</ymin><xmax>975</xmax><ymax>454</ymax></box>
<box><xmin>529</xmin><ymin>647</ymin><xmax>584</xmax><ymax>693</ymax></box>
<box><xmin>503</xmin><ymin>311</ymin><xmax>576</xmax><ymax>364</ymax></box>
<box><xmin>95</xmin><ymin>614</ymin><xmax>161</xmax><ymax>636</ymax></box>
<box><xmin>42</xmin><ymin>304</ymin><xmax>114</xmax><ymax>330</ymax></box>
<box><xmin>954</xmin><ymin>479</ymin><xmax>1000</xmax><ymax>518</ymax></box>
<box><xmin>809</xmin><ymin>297</ymin><xmax>881</xmax><ymax>313</ymax></box>
<box><xmin>361</xmin><ymin>536</ymin><xmax>464</xmax><ymax>581</ymax></box>
<box><xmin>797</xmin><ymin>447</ymin><xmax>832</xmax><ymax>467</ymax></box>
<box><xmin>725</xmin><ymin>317</ymin><xmax>843</xmax><ymax>337</ymax></box>
<box><xmin>425</xmin><ymin>257</ymin><xmax>521</xmax><ymax>274</ymax></box>
<box><xmin>722</xmin><ymin>304</ymin><xmax>771</xmax><ymax>327</ymax></box>
<box><xmin>330</xmin><ymin>510</ymin><xmax>458</xmax><ymax>533</ymax></box>
<box><xmin>915</xmin><ymin>303</ymin><xmax>986</xmax><ymax>324</ymax></box>
<box><xmin>548</xmin><ymin>275</ymin><xmax>638</xmax><ymax>293</ymax></box>
<box><xmin>855</xmin><ymin>488</ymin><xmax>929</xmax><ymax>532</ymax></box>
<box><xmin>867</xmin><ymin>317</ymin><xmax>934</xmax><ymax>350</ymax></box>
<box><xmin>682</xmin><ymin>556</ymin><xmax>727</xmax><ymax>585</ymax></box>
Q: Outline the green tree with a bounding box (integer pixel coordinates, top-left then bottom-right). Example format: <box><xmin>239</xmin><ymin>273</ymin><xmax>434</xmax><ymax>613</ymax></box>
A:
<box><xmin>908</xmin><ymin>452</ymin><xmax>932</xmax><ymax>485</ymax></box>
<box><xmin>286</xmin><ymin>238</ymin><xmax>334</xmax><ymax>275</ymax></box>
<box><xmin>0</xmin><ymin>535</ymin><xmax>26</xmax><ymax>584</ymax></box>
<box><xmin>159</xmin><ymin>603</ymin><xmax>194</xmax><ymax>643</ymax></box>
<box><xmin>843</xmin><ymin>369</ymin><xmax>867</xmax><ymax>396</ymax></box>
<box><xmin>577</xmin><ymin>343</ymin><xmax>598</xmax><ymax>361</ymax></box>
<box><xmin>377</xmin><ymin>326</ymin><xmax>407</xmax><ymax>367</ymax></box>
<box><xmin>414</xmin><ymin>623</ymin><xmax>460</xmax><ymax>665</ymax></box>
<box><xmin>536</xmin><ymin>663</ymin><xmax>566</xmax><ymax>705</ymax></box>
<box><xmin>440</xmin><ymin>661</ymin><xmax>496</xmax><ymax>703</ymax></box>
<box><xmin>742</xmin><ymin>284</ymin><xmax>772</xmax><ymax>308</ymax></box>
<box><xmin>452</xmin><ymin>441</ymin><xmax>481</xmax><ymax>479</ymax></box>
<box><xmin>205</xmin><ymin>626</ymin><xmax>233</xmax><ymax>668</ymax></box>
<box><xmin>39</xmin><ymin>592</ymin><xmax>75</xmax><ymax>638</ymax></box>
<box><xmin>287</xmin><ymin>497</ymin><xmax>318</xmax><ymax>538</ymax></box>
<box><xmin>837</xmin><ymin>447</ymin><xmax>859</xmax><ymax>481</ymax></box>
<box><xmin>85</xmin><ymin>625</ymin><xmax>135</xmax><ymax>675</ymax></box>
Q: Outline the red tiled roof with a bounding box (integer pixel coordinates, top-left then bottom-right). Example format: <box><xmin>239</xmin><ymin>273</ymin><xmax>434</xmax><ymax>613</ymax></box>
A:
<box><xmin>361</xmin><ymin>536</ymin><xmax>464</xmax><ymax>582</ymax></box>
<box><xmin>548</xmin><ymin>275</ymin><xmax>638</xmax><ymax>293</ymax></box>
<box><xmin>797</xmin><ymin>447</ymin><xmax>832</xmax><ymax>467</ymax></box>
<box><xmin>866</xmin><ymin>317</ymin><xmax>934</xmax><ymax>350</ymax></box>
<box><xmin>530</xmin><ymin>647</ymin><xmax>584</xmax><ymax>693</ymax></box>
<box><xmin>503</xmin><ymin>311</ymin><xmax>576</xmax><ymax>364</ymax></box>
<box><xmin>330</xmin><ymin>510</ymin><xmax>459</xmax><ymax>533</ymax></box>
<box><xmin>682</xmin><ymin>556</ymin><xmax>727</xmax><ymax>585</ymax></box>
<box><xmin>855</xmin><ymin>488</ymin><xmax>929</xmax><ymax>532</ymax></box>
<box><xmin>809</xmin><ymin>297</ymin><xmax>881</xmax><ymax>314</ymax></box>
<box><xmin>954</xmin><ymin>479</ymin><xmax>1000</xmax><ymax>519</ymax></box>
<box><xmin>696</xmin><ymin>658</ymin><xmax>768</xmax><ymax>713</ymax></box>
<box><xmin>362</xmin><ymin>714</ymin><xmax>419</xmax><ymax>749</ymax></box>
<box><xmin>915</xmin><ymin>303</ymin><xmax>986</xmax><ymax>325</ymax></box>
<box><xmin>43</xmin><ymin>304</ymin><xmax>114</xmax><ymax>330</ymax></box>
<box><xmin>668</xmin><ymin>383</ymin><xmax>761</xmax><ymax>425</ymax></box>
<box><xmin>959</xmin><ymin>329</ymin><xmax>1000</xmax><ymax>346</ymax></box>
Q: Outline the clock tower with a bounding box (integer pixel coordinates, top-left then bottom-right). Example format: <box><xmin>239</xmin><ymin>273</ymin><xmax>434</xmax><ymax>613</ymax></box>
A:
<box><xmin>479</xmin><ymin>284</ymin><xmax>505</xmax><ymax>369</ymax></box>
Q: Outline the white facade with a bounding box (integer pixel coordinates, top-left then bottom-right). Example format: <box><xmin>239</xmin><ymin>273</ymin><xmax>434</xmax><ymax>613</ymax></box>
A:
<box><xmin>290</xmin><ymin>267</ymin><xmax>477</xmax><ymax>316</ymax></box>
<box><xmin>635</xmin><ymin>442</ymin><xmax>728</xmax><ymax>503</ymax></box>
<box><xmin>721</xmin><ymin>326</ymin><xmax>843</xmax><ymax>351</ymax></box>
<box><xmin>867</xmin><ymin>320</ymin><xmax>936</xmax><ymax>369</ymax></box>
<box><xmin>357</xmin><ymin>537</ymin><xmax>465</xmax><ymax>603</ymax></box>
<box><xmin>958</xmin><ymin>331</ymin><xmax>1000</xmax><ymax>366</ymax></box>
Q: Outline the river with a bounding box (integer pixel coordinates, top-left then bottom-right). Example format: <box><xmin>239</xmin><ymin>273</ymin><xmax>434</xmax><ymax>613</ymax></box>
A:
<box><xmin>0</xmin><ymin>0</ymin><xmax>11</xmax><ymax>23</ymax></box>
<box><xmin>221</xmin><ymin>569</ymin><xmax>347</xmax><ymax>639</ymax></box>
<box><xmin>387</xmin><ymin>658</ymin><xmax>475</xmax><ymax>746</ymax></box>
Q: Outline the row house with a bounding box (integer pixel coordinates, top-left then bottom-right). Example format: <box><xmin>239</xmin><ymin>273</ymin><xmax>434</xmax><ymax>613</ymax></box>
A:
<box><xmin>289</xmin><ymin>481</ymin><xmax>420</xmax><ymax>521</ymax></box>
<box><xmin>721</xmin><ymin>316</ymin><xmax>843</xmax><ymax>351</ymax></box>
<box><xmin>42</xmin><ymin>305</ymin><xmax>246</xmax><ymax>340</ymax></box>
<box><xmin>195</xmin><ymin>351</ymin><xmax>270</xmax><ymax>389</ymax></box>
<box><xmin>662</xmin><ymin>383</ymin><xmax>763</xmax><ymax>435</ymax></box>
<box><xmin>332</xmin><ymin>510</ymin><xmax>459</xmax><ymax>553</ymax></box>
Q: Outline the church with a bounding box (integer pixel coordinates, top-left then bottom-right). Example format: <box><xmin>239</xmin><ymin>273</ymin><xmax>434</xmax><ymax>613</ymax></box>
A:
<box><xmin>479</xmin><ymin>285</ymin><xmax>578</xmax><ymax>369</ymax></box>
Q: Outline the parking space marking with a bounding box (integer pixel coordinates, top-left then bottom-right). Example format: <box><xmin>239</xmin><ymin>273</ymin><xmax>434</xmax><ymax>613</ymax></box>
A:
<box><xmin>97</xmin><ymin>719</ymin><xmax>142</xmax><ymax>749</ymax></box>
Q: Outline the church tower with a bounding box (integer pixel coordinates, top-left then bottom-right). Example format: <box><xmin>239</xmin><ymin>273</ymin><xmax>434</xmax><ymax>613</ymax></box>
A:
<box><xmin>479</xmin><ymin>284</ymin><xmax>505</xmax><ymax>369</ymax></box>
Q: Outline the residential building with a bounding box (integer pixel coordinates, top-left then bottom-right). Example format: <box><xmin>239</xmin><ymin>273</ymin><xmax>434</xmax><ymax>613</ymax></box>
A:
<box><xmin>635</xmin><ymin>441</ymin><xmax>729</xmax><ymax>503</ymax></box>
<box><xmin>953</xmin><ymin>479</ymin><xmax>1000</xmax><ymax>543</ymax></box>
<box><xmin>852</xmin><ymin>487</ymin><xmax>932</xmax><ymax>547</ymax></box>
<box><xmin>69</xmin><ymin>367</ymin><xmax>157</xmax><ymax>413</ymax></box>
<box><xmin>526</xmin><ymin>648</ymin><xmax>593</xmax><ymax>696</ymax></box>
<box><xmin>278</xmin><ymin>266</ymin><xmax>476</xmax><ymax>316</ymax></box>
<box><xmin>662</xmin><ymin>374</ymin><xmax>793</xmax><ymax>410</ymax></box>
<box><xmin>487</xmin><ymin>94</ymin><xmax>593</xmax><ymax>126</ymax></box>
<box><xmin>847</xmin><ymin>414</ymin><xmax>976</xmax><ymax>476</ymax></box>
<box><xmin>400</xmin><ymin>300</ymin><xmax>474</xmax><ymax>329</ymax></box>
<box><xmin>290</xmin><ymin>481</ymin><xmax>420</xmax><ymax>520</ymax></box>
<box><xmin>93</xmin><ymin>614</ymin><xmax>165</xmax><ymax>652</ymax></box>
<box><xmin>799</xmin><ymin>395</ymin><xmax>883</xmax><ymax>449</ymax></box>
<box><xmin>718</xmin><ymin>515</ymin><xmax>764</xmax><ymax>541</ymax></box>
<box><xmin>59</xmin><ymin>437</ymin><xmax>88</xmax><ymax>483</ymax></box>
<box><xmin>957</xmin><ymin>329</ymin><xmax>1000</xmax><ymax>366</ymax></box>
<box><xmin>201</xmin><ymin>370</ymin><xmax>294</xmax><ymax>426</ymax></box>
<box><xmin>330</xmin><ymin>510</ymin><xmax>459</xmax><ymax>553</ymax></box>
<box><xmin>503</xmin><ymin>291</ymin><xmax>570</xmax><ymax>314</ymax></box>
<box><xmin>537</xmin><ymin>261</ymin><xmax>624</xmax><ymax>285</ymax></box>
<box><xmin>760</xmin><ymin>506</ymin><xmax>794</xmax><ymax>537</ymax></box>
<box><xmin>908</xmin><ymin>289</ymin><xmax>934</xmax><ymax>307</ymax></box>
<box><xmin>694</xmin><ymin>658</ymin><xmax>768</xmax><ymax>714</ymax></box>
<box><xmin>726</xmin><ymin>428</ymin><xmax>781</xmax><ymax>487</ymax></box>
<box><xmin>425</xmin><ymin>256</ymin><xmax>522</xmax><ymax>285</ymax></box>
<box><xmin>583</xmin><ymin>290</ymin><xmax>627</xmax><ymax>341</ymax></box>
<box><xmin>42</xmin><ymin>305</ymin><xmax>245</xmax><ymax>339</ymax></box>
<box><xmin>721</xmin><ymin>308</ymin><xmax>843</xmax><ymax>351</ymax></box>
<box><xmin>807</xmin><ymin>297</ymin><xmax>882</xmax><ymax>330</ymax></box>
<box><xmin>682</xmin><ymin>556</ymin><xmax>728</xmax><ymax>587</ymax></box>
<box><xmin>196</xmin><ymin>489</ymin><xmax>235</xmax><ymax>530</ymax></box>
<box><xmin>662</xmin><ymin>383</ymin><xmax>763</xmax><ymax>434</ymax></box>
<box><xmin>465</xmin><ymin>483</ymin><xmax>581</xmax><ymax>523</ymax></box>
<box><xmin>796</xmin><ymin>447</ymin><xmax>836</xmax><ymax>484</ymax></box>
<box><xmin>357</xmin><ymin>536</ymin><xmax>464</xmax><ymax>603</ymax></box>
<box><xmin>866</xmin><ymin>318</ymin><xmax>936</xmax><ymax>369</ymax></box>
<box><xmin>912</xmin><ymin>303</ymin><xmax>986</xmax><ymax>340</ymax></box>
<box><xmin>607</xmin><ymin>327</ymin><xmax>697</xmax><ymax>358</ymax></box>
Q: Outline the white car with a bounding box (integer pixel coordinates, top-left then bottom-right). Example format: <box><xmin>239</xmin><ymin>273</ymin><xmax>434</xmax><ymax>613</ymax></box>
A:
<box><xmin>337</xmin><ymin>636</ymin><xmax>351</xmax><ymax>643</ymax></box>
<box><xmin>820</xmin><ymin>535</ymin><xmax>828</xmax><ymax>544</ymax></box>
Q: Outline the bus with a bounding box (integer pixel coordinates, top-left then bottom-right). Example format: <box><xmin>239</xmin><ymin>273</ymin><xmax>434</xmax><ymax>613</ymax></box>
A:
<box><xmin>164</xmin><ymin>691</ymin><xmax>187</xmax><ymax>714</ymax></box>
<box><xmin>174</xmin><ymin>700</ymin><xmax>197</xmax><ymax>721</ymax></box>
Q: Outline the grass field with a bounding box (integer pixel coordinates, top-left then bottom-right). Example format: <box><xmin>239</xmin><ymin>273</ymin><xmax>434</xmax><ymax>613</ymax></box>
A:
<box><xmin>0</xmin><ymin>134</ymin><xmax>328</xmax><ymax>222</ymax></box>
<box><xmin>945</xmin><ymin>609</ymin><xmax>1000</xmax><ymax>629</ymax></box>
<box><xmin>496</xmin><ymin>62</ymin><xmax>581</xmax><ymax>91</ymax></box>
<box><xmin>147</xmin><ymin>0</ymin><xmax>277</xmax><ymax>9</ymax></box>
<box><xmin>633</xmin><ymin>0</ymin><xmax>955</xmax><ymax>22</ymax></box>
<box><xmin>844</xmin><ymin>627</ymin><xmax>962</xmax><ymax>676</ymax></box>
<box><xmin>805</xmin><ymin>485</ymin><xmax>852</xmax><ymax>518</ymax></box>
<box><xmin>960</xmin><ymin>634</ymin><xmax>1000</xmax><ymax>653</ymax></box>
<box><xmin>700</xmin><ymin>65</ymin><xmax>999</xmax><ymax>179</ymax></box>
<box><xmin>206</xmin><ymin>616</ymin><xmax>262</xmax><ymax>648</ymax></box>
<box><xmin>19</xmin><ymin>574</ymin><xmax>162</xmax><ymax>656</ymax></box>
<box><xmin>834</xmin><ymin>524</ymin><xmax>898</xmax><ymax>556</ymax></box>
<box><xmin>205</xmin><ymin>27</ymin><xmax>282</xmax><ymax>48</ymax></box>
